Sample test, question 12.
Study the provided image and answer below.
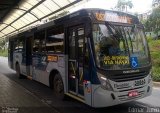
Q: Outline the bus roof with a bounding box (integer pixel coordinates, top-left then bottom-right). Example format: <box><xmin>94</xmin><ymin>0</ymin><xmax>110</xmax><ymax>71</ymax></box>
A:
<box><xmin>8</xmin><ymin>8</ymin><xmax>140</xmax><ymax>39</ymax></box>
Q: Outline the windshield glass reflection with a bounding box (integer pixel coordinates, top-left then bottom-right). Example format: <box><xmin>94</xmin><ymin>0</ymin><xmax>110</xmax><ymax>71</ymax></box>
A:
<box><xmin>92</xmin><ymin>23</ymin><xmax>150</xmax><ymax>70</ymax></box>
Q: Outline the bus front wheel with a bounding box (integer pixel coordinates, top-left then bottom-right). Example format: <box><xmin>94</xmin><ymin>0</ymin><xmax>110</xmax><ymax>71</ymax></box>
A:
<box><xmin>53</xmin><ymin>74</ymin><xmax>64</xmax><ymax>100</ymax></box>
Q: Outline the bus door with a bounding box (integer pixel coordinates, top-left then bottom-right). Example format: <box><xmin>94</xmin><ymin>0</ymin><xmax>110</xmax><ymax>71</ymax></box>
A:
<box><xmin>26</xmin><ymin>36</ymin><xmax>32</xmax><ymax>77</ymax></box>
<box><xmin>8</xmin><ymin>40</ymin><xmax>14</xmax><ymax>68</ymax></box>
<box><xmin>68</xmin><ymin>25</ymin><xmax>85</xmax><ymax>97</ymax></box>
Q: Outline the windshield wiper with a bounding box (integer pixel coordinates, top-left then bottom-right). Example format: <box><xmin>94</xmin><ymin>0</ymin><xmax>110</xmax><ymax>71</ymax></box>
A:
<box><xmin>105</xmin><ymin>22</ymin><xmax>119</xmax><ymax>41</ymax></box>
<box><xmin>105</xmin><ymin>21</ymin><xmax>128</xmax><ymax>54</ymax></box>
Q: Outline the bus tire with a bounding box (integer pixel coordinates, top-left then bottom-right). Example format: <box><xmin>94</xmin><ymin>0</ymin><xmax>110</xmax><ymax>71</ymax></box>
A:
<box><xmin>16</xmin><ymin>63</ymin><xmax>22</xmax><ymax>79</ymax></box>
<box><xmin>53</xmin><ymin>74</ymin><xmax>65</xmax><ymax>100</ymax></box>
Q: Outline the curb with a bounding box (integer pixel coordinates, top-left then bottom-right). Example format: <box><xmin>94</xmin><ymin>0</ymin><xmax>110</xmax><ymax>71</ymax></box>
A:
<box><xmin>153</xmin><ymin>82</ymin><xmax>160</xmax><ymax>87</ymax></box>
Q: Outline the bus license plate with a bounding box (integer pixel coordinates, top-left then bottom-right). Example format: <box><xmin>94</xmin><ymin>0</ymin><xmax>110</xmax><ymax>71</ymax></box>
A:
<box><xmin>128</xmin><ymin>91</ymin><xmax>138</xmax><ymax>97</ymax></box>
<box><xmin>135</xmin><ymin>79</ymin><xmax>146</xmax><ymax>86</ymax></box>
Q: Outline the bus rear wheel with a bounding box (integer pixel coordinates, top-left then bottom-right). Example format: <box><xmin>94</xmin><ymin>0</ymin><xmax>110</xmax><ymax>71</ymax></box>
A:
<box><xmin>53</xmin><ymin>74</ymin><xmax>65</xmax><ymax>100</ymax></box>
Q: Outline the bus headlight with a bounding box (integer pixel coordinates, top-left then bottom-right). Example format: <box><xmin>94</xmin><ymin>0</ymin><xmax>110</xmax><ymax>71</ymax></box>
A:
<box><xmin>97</xmin><ymin>72</ymin><xmax>113</xmax><ymax>91</ymax></box>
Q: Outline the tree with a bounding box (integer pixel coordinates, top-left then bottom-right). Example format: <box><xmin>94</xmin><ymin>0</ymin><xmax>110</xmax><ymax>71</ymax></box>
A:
<box><xmin>115</xmin><ymin>0</ymin><xmax>125</xmax><ymax>11</ymax></box>
<box><xmin>115</xmin><ymin>0</ymin><xmax>133</xmax><ymax>12</ymax></box>
<box><xmin>125</xmin><ymin>0</ymin><xmax>133</xmax><ymax>12</ymax></box>
<box><xmin>0</xmin><ymin>40</ymin><xmax>5</xmax><ymax>50</ymax></box>
<box><xmin>144</xmin><ymin>6</ymin><xmax>160</xmax><ymax>37</ymax></box>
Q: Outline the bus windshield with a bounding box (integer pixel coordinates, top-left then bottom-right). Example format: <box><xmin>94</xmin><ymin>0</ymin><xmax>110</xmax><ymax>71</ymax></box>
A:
<box><xmin>92</xmin><ymin>23</ymin><xmax>150</xmax><ymax>70</ymax></box>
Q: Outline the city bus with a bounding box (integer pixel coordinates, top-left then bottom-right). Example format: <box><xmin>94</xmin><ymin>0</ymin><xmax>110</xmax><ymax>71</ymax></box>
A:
<box><xmin>8</xmin><ymin>8</ymin><xmax>152</xmax><ymax>107</ymax></box>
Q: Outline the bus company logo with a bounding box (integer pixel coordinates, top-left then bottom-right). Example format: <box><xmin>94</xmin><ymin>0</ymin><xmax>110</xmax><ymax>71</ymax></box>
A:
<box><xmin>123</xmin><ymin>69</ymin><xmax>140</xmax><ymax>74</ymax></box>
<box><xmin>114</xmin><ymin>82</ymin><xmax>130</xmax><ymax>89</ymax></box>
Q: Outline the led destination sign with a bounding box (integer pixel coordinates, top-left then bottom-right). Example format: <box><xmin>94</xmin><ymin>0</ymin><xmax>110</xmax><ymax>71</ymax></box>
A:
<box><xmin>103</xmin><ymin>56</ymin><xmax>130</xmax><ymax>65</ymax></box>
<box><xmin>95</xmin><ymin>11</ymin><xmax>133</xmax><ymax>24</ymax></box>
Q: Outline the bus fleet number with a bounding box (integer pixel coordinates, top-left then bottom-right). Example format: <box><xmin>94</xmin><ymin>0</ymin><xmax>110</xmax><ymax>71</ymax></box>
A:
<box><xmin>135</xmin><ymin>79</ymin><xmax>146</xmax><ymax>86</ymax></box>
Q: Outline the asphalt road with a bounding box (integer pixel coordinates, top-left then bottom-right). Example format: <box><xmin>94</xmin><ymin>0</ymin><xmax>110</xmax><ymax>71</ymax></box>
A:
<box><xmin>0</xmin><ymin>57</ymin><xmax>160</xmax><ymax>113</ymax></box>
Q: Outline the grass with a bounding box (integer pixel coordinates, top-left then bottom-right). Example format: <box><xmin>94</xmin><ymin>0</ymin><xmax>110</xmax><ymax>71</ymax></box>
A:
<box><xmin>0</xmin><ymin>49</ymin><xmax>8</xmax><ymax>57</ymax></box>
<box><xmin>147</xmin><ymin>37</ymin><xmax>160</xmax><ymax>82</ymax></box>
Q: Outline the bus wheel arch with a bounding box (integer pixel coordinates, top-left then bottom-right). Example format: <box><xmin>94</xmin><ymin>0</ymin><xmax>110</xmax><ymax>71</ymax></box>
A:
<box><xmin>54</xmin><ymin>73</ymin><xmax>65</xmax><ymax>100</ymax></box>
<box><xmin>49</xmin><ymin>69</ymin><xmax>59</xmax><ymax>89</ymax></box>
<box><xmin>49</xmin><ymin>69</ymin><xmax>65</xmax><ymax>100</ymax></box>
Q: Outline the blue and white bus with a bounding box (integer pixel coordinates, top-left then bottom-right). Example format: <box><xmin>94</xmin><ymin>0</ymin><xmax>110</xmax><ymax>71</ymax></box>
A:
<box><xmin>8</xmin><ymin>9</ymin><xmax>152</xmax><ymax>107</ymax></box>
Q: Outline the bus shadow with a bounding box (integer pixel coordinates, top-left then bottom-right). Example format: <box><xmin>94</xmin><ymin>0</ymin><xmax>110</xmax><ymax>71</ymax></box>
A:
<box><xmin>4</xmin><ymin>72</ymin><xmax>149</xmax><ymax>113</ymax></box>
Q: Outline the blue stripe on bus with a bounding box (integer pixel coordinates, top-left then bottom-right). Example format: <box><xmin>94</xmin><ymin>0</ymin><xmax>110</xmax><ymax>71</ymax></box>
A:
<box><xmin>88</xmin><ymin>38</ymin><xmax>100</xmax><ymax>84</ymax></box>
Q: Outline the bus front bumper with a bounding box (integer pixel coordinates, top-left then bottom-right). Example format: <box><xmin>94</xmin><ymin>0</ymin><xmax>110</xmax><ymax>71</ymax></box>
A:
<box><xmin>92</xmin><ymin>81</ymin><xmax>152</xmax><ymax>108</ymax></box>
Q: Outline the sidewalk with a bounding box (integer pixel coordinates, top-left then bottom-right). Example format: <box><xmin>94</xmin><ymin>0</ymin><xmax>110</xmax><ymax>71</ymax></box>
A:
<box><xmin>153</xmin><ymin>82</ymin><xmax>160</xmax><ymax>87</ymax></box>
<box><xmin>0</xmin><ymin>74</ymin><xmax>58</xmax><ymax>113</ymax></box>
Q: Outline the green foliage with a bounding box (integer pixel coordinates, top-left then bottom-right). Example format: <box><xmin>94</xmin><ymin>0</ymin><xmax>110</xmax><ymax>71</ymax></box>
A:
<box><xmin>148</xmin><ymin>38</ymin><xmax>160</xmax><ymax>81</ymax></box>
<box><xmin>0</xmin><ymin>49</ymin><xmax>8</xmax><ymax>57</ymax></box>
<box><xmin>152</xmin><ymin>66</ymin><xmax>160</xmax><ymax>82</ymax></box>
<box><xmin>144</xmin><ymin>20</ymin><xmax>151</xmax><ymax>32</ymax></box>
<box><xmin>0</xmin><ymin>40</ymin><xmax>5</xmax><ymax>49</ymax></box>
<box><xmin>144</xmin><ymin>7</ymin><xmax>160</xmax><ymax>34</ymax></box>
<box><xmin>115</xmin><ymin>0</ymin><xmax>133</xmax><ymax>12</ymax></box>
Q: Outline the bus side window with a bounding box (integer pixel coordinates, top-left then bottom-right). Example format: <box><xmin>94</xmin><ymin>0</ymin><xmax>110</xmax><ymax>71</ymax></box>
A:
<box><xmin>19</xmin><ymin>37</ymin><xmax>24</xmax><ymax>52</ymax></box>
<box><xmin>78</xmin><ymin>28</ymin><xmax>84</xmax><ymax>64</ymax></box>
<box><xmin>13</xmin><ymin>37</ymin><xmax>24</xmax><ymax>52</ymax></box>
<box><xmin>69</xmin><ymin>31</ymin><xmax>76</xmax><ymax>59</ymax></box>
<box><xmin>46</xmin><ymin>26</ymin><xmax>64</xmax><ymax>53</ymax></box>
<box><xmin>14</xmin><ymin>40</ymin><xmax>19</xmax><ymax>52</ymax></box>
<box><xmin>33</xmin><ymin>31</ymin><xmax>45</xmax><ymax>53</ymax></box>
